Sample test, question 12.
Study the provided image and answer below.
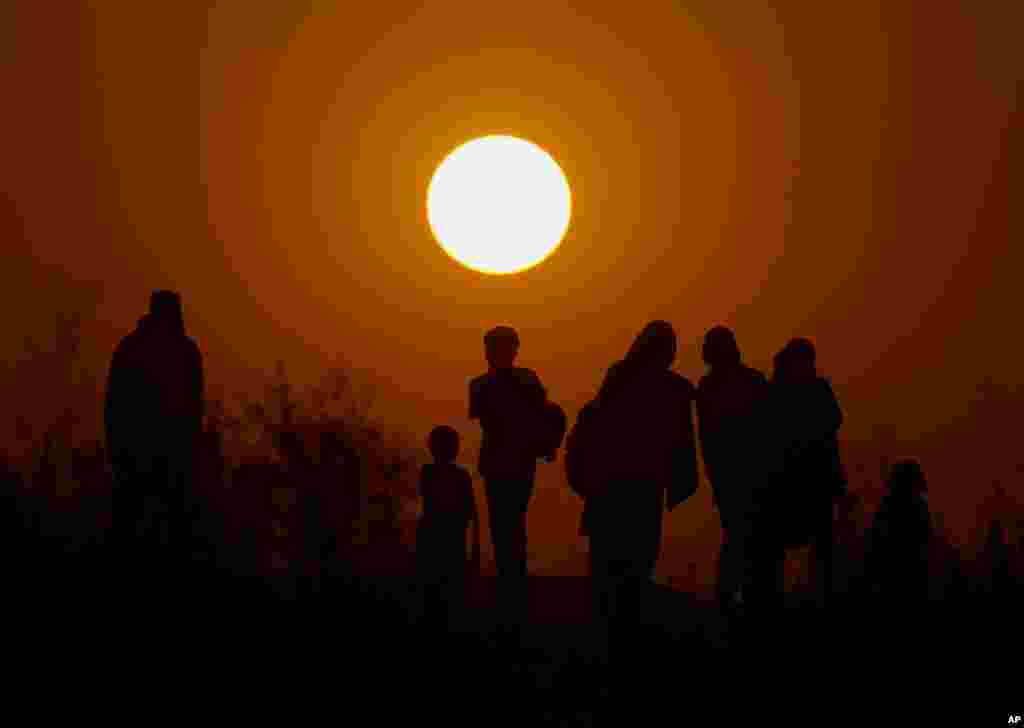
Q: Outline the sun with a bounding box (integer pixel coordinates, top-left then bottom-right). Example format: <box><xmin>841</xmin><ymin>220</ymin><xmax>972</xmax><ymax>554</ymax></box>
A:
<box><xmin>427</xmin><ymin>135</ymin><xmax>571</xmax><ymax>275</ymax></box>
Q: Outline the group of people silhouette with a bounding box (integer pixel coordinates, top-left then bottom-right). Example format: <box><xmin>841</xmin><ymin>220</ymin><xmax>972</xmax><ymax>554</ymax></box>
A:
<box><xmin>103</xmin><ymin>290</ymin><xmax>934</xmax><ymax>654</ymax></box>
<box><xmin>418</xmin><ymin>318</ymin><xmax>933</xmax><ymax>650</ymax></box>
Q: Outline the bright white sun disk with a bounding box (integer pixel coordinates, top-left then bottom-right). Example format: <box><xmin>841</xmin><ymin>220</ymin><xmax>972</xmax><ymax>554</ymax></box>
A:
<box><xmin>427</xmin><ymin>135</ymin><xmax>571</xmax><ymax>275</ymax></box>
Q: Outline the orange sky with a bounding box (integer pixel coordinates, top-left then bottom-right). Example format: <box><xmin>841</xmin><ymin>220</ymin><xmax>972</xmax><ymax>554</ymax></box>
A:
<box><xmin>2</xmin><ymin>2</ymin><xmax>1020</xmax><ymax>578</ymax></box>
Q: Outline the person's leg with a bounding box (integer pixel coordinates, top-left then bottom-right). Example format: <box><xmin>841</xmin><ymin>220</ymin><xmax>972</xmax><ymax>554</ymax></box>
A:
<box><xmin>717</xmin><ymin>536</ymin><xmax>733</xmax><ymax>610</ymax></box>
<box><xmin>171</xmin><ymin>462</ymin><xmax>193</xmax><ymax>580</ymax></box>
<box><xmin>611</xmin><ymin>499</ymin><xmax>667</xmax><ymax>702</ymax></box>
<box><xmin>418</xmin><ymin>531</ymin><xmax>442</xmax><ymax>631</ymax></box>
<box><xmin>485</xmin><ymin>478</ymin><xmax>533</xmax><ymax>630</ymax></box>
<box><xmin>586</xmin><ymin>496</ymin><xmax>617</xmax><ymax>671</ymax></box>
<box><xmin>747</xmin><ymin>521</ymin><xmax>784</xmax><ymax>634</ymax></box>
<box><xmin>167</xmin><ymin>464</ymin><xmax>195</xmax><ymax>599</ymax></box>
<box><xmin>812</xmin><ymin>511</ymin><xmax>834</xmax><ymax>610</ymax></box>
<box><xmin>588</xmin><ymin>498</ymin><xmax>617</xmax><ymax>611</ymax></box>
<box><xmin>597</xmin><ymin>539</ymin><xmax>628</xmax><ymax>666</ymax></box>
<box><xmin>112</xmin><ymin>471</ymin><xmax>147</xmax><ymax>589</ymax></box>
<box><xmin>447</xmin><ymin>549</ymin><xmax>468</xmax><ymax>634</ymax></box>
<box><xmin>620</xmin><ymin>484</ymin><xmax>663</xmax><ymax>656</ymax></box>
<box><xmin>635</xmin><ymin>484</ymin><xmax>664</xmax><ymax>581</ymax></box>
<box><xmin>506</xmin><ymin>480</ymin><xmax>532</xmax><ymax>581</ymax></box>
<box><xmin>422</xmin><ymin>577</ymin><xmax>444</xmax><ymax>634</ymax></box>
<box><xmin>737</xmin><ymin>495</ymin><xmax>770</xmax><ymax>610</ymax></box>
<box><xmin>145</xmin><ymin>455</ymin><xmax>176</xmax><ymax>590</ymax></box>
<box><xmin>485</xmin><ymin>480</ymin><xmax>510</xmax><ymax>578</ymax></box>
<box><xmin>592</xmin><ymin>481</ymin><xmax>666</xmax><ymax>687</ymax></box>
<box><xmin>718</xmin><ymin>502</ymin><xmax>742</xmax><ymax>611</ymax></box>
<box><xmin>439</xmin><ymin>527</ymin><xmax>465</xmax><ymax>632</ymax></box>
<box><xmin>589</xmin><ymin>539</ymin><xmax>612</xmax><ymax>621</ymax></box>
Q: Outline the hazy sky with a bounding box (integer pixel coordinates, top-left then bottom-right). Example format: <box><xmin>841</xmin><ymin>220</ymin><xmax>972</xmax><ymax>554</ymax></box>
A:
<box><xmin>3</xmin><ymin>2</ymin><xmax>1020</xmax><ymax>574</ymax></box>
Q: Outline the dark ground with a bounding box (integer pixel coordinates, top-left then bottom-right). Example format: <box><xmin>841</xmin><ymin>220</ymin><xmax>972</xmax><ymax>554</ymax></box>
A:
<box><xmin>18</xmin><ymin>542</ymin><xmax>1019</xmax><ymax>725</ymax></box>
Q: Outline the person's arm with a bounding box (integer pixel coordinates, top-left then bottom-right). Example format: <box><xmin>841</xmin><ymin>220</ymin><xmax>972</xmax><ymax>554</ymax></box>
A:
<box><xmin>821</xmin><ymin>379</ymin><xmax>843</xmax><ymax>436</ymax></box>
<box><xmin>527</xmin><ymin>370</ymin><xmax>554</xmax><ymax>461</ymax></box>
<box><xmin>535</xmin><ymin>372</ymin><xmax>548</xmax><ymax>405</ymax></box>
<box><xmin>527</xmin><ymin>370</ymin><xmax>547</xmax><ymax>410</ymax></box>
<box><xmin>462</xmin><ymin>470</ymin><xmax>477</xmax><ymax>521</ymax></box>
<box><xmin>418</xmin><ymin>465</ymin><xmax>431</xmax><ymax>518</ymax></box>
<box><xmin>863</xmin><ymin>506</ymin><xmax>890</xmax><ymax>593</ymax></box>
<box><xmin>190</xmin><ymin>341</ymin><xmax>205</xmax><ymax>439</ymax></box>
<box><xmin>694</xmin><ymin>389</ymin><xmax>720</xmax><ymax>508</ymax></box>
<box><xmin>667</xmin><ymin>383</ymin><xmax>700</xmax><ymax>511</ymax></box>
<box><xmin>468</xmin><ymin>377</ymin><xmax>481</xmax><ymax>421</ymax></box>
<box><xmin>466</xmin><ymin>472</ymin><xmax>482</xmax><ymax>573</ymax></box>
<box><xmin>538</xmin><ymin>373</ymin><xmax>561</xmax><ymax>461</ymax></box>
<box><xmin>104</xmin><ymin>342</ymin><xmax>128</xmax><ymax>468</ymax></box>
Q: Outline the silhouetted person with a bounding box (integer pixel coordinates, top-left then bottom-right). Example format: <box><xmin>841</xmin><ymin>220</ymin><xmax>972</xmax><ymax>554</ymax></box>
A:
<box><xmin>469</xmin><ymin>326</ymin><xmax>548</xmax><ymax>635</ymax></box>
<box><xmin>417</xmin><ymin>426</ymin><xmax>479</xmax><ymax>635</ymax></box>
<box><xmin>695</xmin><ymin>326</ymin><xmax>770</xmax><ymax>613</ymax></box>
<box><xmin>579</xmin><ymin>321</ymin><xmax>698</xmax><ymax>676</ymax></box>
<box><xmin>983</xmin><ymin>482</ymin><xmax>1012</xmax><ymax>600</ymax></box>
<box><xmin>105</xmin><ymin>291</ymin><xmax>204</xmax><ymax>587</ymax></box>
<box><xmin>864</xmin><ymin>459</ymin><xmax>931</xmax><ymax>609</ymax></box>
<box><xmin>750</xmin><ymin>338</ymin><xmax>846</xmax><ymax>614</ymax></box>
<box><xmin>985</xmin><ymin>517</ymin><xmax>1011</xmax><ymax>601</ymax></box>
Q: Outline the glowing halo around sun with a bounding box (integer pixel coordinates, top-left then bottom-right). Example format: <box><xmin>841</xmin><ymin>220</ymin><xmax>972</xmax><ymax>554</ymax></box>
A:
<box><xmin>427</xmin><ymin>135</ymin><xmax>572</xmax><ymax>275</ymax></box>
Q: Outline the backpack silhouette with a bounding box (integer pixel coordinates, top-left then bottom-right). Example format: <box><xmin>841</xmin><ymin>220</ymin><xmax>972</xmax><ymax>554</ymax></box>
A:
<box><xmin>564</xmin><ymin>401</ymin><xmax>613</xmax><ymax>499</ymax></box>
<box><xmin>537</xmin><ymin>400</ymin><xmax>568</xmax><ymax>460</ymax></box>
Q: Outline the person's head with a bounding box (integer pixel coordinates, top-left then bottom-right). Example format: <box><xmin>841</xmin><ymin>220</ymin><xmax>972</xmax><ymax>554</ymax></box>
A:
<box><xmin>626</xmin><ymin>320</ymin><xmax>677</xmax><ymax>370</ymax></box>
<box><xmin>149</xmin><ymin>290</ymin><xmax>184</xmax><ymax>334</ymax></box>
<box><xmin>887</xmin><ymin>459</ymin><xmax>927</xmax><ymax>499</ymax></box>
<box><xmin>484</xmin><ymin>326</ymin><xmax>519</xmax><ymax>369</ymax></box>
<box><xmin>702</xmin><ymin>326</ymin><xmax>740</xmax><ymax>369</ymax></box>
<box><xmin>427</xmin><ymin>425</ymin><xmax>460</xmax><ymax>463</ymax></box>
<box><xmin>774</xmin><ymin>337</ymin><xmax>817</xmax><ymax>384</ymax></box>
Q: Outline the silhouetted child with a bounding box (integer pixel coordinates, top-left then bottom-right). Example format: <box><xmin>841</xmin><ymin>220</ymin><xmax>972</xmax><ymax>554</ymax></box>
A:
<box><xmin>417</xmin><ymin>426</ymin><xmax>480</xmax><ymax>632</ymax></box>
<box><xmin>865</xmin><ymin>459</ymin><xmax>932</xmax><ymax>607</ymax></box>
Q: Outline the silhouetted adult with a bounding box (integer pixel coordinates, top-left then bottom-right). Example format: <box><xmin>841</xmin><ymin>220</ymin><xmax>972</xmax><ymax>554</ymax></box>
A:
<box><xmin>469</xmin><ymin>326</ymin><xmax>547</xmax><ymax>635</ymax></box>
<box><xmin>695</xmin><ymin>326</ymin><xmax>770</xmax><ymax>613</ymax></box>
<box><xmin>582</xmin><ymin>321</ymin><xmax>699</xmax><ymax>671</ymax></box>
<box><xmin>750</xmin><ymin>338</ymin><xmax>845</xmax><ymax>613</ymax></box>
<box><xmin>105</xmin><ymin>291</ymin><xmax>204</xmax><ymax>585</ymax></box>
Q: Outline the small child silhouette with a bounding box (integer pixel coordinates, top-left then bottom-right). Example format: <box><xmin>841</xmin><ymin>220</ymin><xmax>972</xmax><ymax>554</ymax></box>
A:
<box><xmin>865</xmin><ymin>459</ymin><xmax>932</xmax><ymax>606</ymax></box>
<box><xmin>417</xmin><ymin>426</ymin><xmax>480</xmax><ymax>633</ymax></box>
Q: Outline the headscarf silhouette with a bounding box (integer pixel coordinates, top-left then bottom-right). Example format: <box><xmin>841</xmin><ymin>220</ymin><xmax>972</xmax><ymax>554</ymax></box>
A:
<box><xmin>582</xmin><ymin>319</ymin><xmax>697</xmax><ymax>661</ymax></box>
<box><xmin>599</xmin><ymin>320</ymin><xmax>678</xmax><ymax>403</ymax></box>
<box><xmin>773</xmin><ymin>337</ymin><xmax>817</xmax><ymax>385</ymax></box>
<box><xmin>625</xmin><ymin>320</ymin><xmax>677</xmax><ymax>370</ymax></box>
